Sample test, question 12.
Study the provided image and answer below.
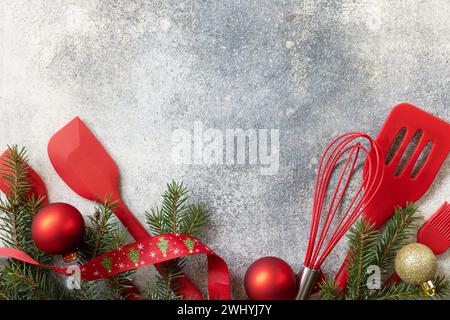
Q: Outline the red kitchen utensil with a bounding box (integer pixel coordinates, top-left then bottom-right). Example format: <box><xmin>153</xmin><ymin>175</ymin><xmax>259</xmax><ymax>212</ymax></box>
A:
<box><xmin>48</xmin><ymin>117</ymin><xmax>203</xmax><ymax>299</ymax></box>
<box><xmin>0</xmin><ymin>149</ymin><xmax>48</xmax><ymax>204</ymax></box>
<box><xmin>386</xmin><ymin>202</ymin><xmax>450</xmax><ymax>285</ymax></box>
<box><xmin>335</xmin><ymin>103</ymin><xmax>450</xmax><ymax>288</ymax></box>
<box><xmin>48</xmin><ymin>117</ymin><xmax>148</xmax><ymax>239</ymax></box>
<box><xmin>296</xmin><ymin>132</ymin><xmax>384</xmax><ymax>299</ymax></box>
<box><xmin>417</xmin><ymin>202</ymin><xmax>450</xmax><ymax>255</ymax></box>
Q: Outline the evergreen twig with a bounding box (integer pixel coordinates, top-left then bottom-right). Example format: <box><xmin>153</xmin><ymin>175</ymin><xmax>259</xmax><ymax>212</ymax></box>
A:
<box><xmin>319</xmin><ymin>279</ymin><xmax>342</xmax><ymax>300</ymax></box>
<box><xmin>345</xmin><ymin>218</ymin><xmax>378</xmax><ymax>299</ymax></box>
<box><xmin>0</xmin><ymin>146</ymin><xmax>67</xmax><ymax>299</ymax></box>
<box><xmin>373</xmin><ymin>203</ymin><xmax>421</xmax><ymax>278</ymax></box>
<box><xmin>321</xmin><ymin>204</ymin><xmax>449</xmax><ymax>300</ymax></box>
<box><xmin>144</xmin><ymin>180</ymin><xmax>209</xmax><ymax>299</ymax></box>
<box><xmin>368</xmin><ymin>275</ymin><xmax>449</xmax><ymax>300</ymax></box>
<box><xmin>80</xmin><ymin>196</ymin><xmax>135</xmax><ymax>300</ymax></box>
<box><xmin>142</xmin><ymin>264</ymin><xmax>183</xmax><ymax>300</ymax></box>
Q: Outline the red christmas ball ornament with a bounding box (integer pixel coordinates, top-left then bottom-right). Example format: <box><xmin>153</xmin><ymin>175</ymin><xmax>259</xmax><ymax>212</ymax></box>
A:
<box><xmin>31</xmin><ymin>202</ymin><xmax>85</xmax><ymax>263</ymax></box>
<box><xmin>244</xmin><ymin>256</ymin><xmax>297</xmax><ymax>300</ymax></box>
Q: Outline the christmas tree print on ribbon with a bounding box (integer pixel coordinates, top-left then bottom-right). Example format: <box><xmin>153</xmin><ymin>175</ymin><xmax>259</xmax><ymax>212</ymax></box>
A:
<box><xmin>101</xmin><ymin>256</ymin><xmax>112</xmax><ymax>273</ymax></box>
<box><xmin>184</xmin><ymin>238</ymin><xmax>195</xmax><ymax>253</ymax></box>
<box><xmin>128</xmin><ymin>247</ymin><xmax>140</xmax><ymax>267</ymax></box>
<box><xmin>157</xmin><ymin>236</ymin><xmax>169</xmax><ymax>257</ymax></box>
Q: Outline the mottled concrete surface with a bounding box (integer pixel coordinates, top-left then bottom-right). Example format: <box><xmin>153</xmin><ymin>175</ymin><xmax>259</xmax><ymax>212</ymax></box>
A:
<box><xmin>0</xmin><ymin>1</ymin><xmax>449</xmax><ymax>299</ymax></box>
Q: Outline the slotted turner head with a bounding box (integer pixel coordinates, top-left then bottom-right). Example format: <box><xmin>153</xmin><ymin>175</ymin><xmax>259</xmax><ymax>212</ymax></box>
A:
<box><xmin>48</xmin><ymin>117</ymin><xmax>120</xmax><ymax>202</ymax></box>
<box><xmin>364</xmin><ymin>103</ymin><xmax>450</xmax><ymax>228</ymax></box>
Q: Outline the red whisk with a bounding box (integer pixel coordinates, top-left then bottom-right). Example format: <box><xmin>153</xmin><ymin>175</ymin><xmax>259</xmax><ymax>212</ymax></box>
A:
<box><xmin>296</xmin><ymin>132</ymin><xmax>384</xmax><ymax>299</ymax></box>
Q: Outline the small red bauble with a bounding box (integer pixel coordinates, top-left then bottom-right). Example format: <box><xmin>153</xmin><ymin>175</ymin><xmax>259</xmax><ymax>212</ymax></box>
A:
<box><xmin>244</xmin><ymin>256</ymin><xmax>297</xmax><ymax>300</ymax></box>
<box><xmin>31</xmin><ymin>202</ymin><xmax>85</xmax><ymax>262</ymax></box>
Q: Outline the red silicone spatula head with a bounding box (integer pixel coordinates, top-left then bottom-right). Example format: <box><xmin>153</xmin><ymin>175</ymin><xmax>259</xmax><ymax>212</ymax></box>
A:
<box><xmin>48</xmin><ymin>117</ymin><xmax>150</xmax><ymax>240</ymax></box>
<box><xmin>48</xmin><ymin>117</ymin><xmax>119</xmax><ymax>202</ymax></box>
<box><xmin>417</xmin><ymin>202</ymin><xmax>450</xmax><ymax>255</ymax></box>
<box><xmin>364</xmin><ymin>103</ymin><xmax>450</xmax><ymax>228</ymax></box>
<box><xmin>0</xmin><ymin>149</ymin><xmax>48</xmax><ymax>203</ymax></box>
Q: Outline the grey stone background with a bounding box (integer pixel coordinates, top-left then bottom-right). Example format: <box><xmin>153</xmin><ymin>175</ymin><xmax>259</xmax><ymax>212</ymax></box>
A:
<box><xmin>0</xmin><ymin>0</ymin><xmax>449</xmax><ymax>299</ymax></box>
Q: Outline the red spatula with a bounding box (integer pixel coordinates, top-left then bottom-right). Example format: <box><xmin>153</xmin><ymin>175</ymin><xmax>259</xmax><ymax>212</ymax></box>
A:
<box><xmin>48</xmin><ymin>117</ymin><xmax>148</xmax><ymax>239</ymax></box>
<box><xmin>48</xmin><ymin>117</ymin><xmax>203</xmax><ymax>299</ymax></box>
<box><xmin>335</xmin><ymin>103</ymin><xmax>450</xmax><ymax>289</ymax></box>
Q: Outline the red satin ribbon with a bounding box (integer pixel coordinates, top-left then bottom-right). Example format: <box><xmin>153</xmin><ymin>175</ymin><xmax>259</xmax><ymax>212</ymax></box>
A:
<box><xmin>0</xmin><ymin>234</ymin><xmax>231</xmax><ymax>299</ymax></box>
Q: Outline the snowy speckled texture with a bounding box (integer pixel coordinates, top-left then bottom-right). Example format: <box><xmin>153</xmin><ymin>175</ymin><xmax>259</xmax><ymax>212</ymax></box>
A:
<box><xmin>0</xmin><ymin>0</ymin><xmax>449</xmax><ymax>299</ymax></box>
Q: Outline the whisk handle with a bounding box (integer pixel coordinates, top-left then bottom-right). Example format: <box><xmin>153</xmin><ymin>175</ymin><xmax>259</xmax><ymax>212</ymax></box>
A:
<box><xmin>296</xmin><ymin>266</ymin><xmax>320</xmax><ymax>300</ymax></box>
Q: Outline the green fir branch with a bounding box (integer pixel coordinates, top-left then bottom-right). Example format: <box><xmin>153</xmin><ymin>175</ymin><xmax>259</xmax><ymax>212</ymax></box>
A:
<box><xmin>146</xmin><ymin>207</ymin><xmax>165</xmax><ymax>235</ymax></box>
<box><xmin>0</xmin><ymin>146</ymin><xmax>66</xmax><ymax>300</ymax></box>
<box><xmin>144</xmin><ymin>180</ymin><xmax>209</xmax><ymax>299</ymax></box>
<box><xmin>0</xmin><ymin>146</ymin><xmax>31</xmax><ymax>206</ymax></box>
<box><xmin>141</xmin><ymin>264</ymin><xmax>183</xmax><ymax>300</ymax></box>
<box><xmin>373</xmin><ymin>203</ymin><xmax>421</xmax><ymax>278</ymax></box>
<box><xmin>1</xmin><ymin>262</ymin><xmax>69</xmax><ymax>300</ymax></box>
<box><xmin>319</xmin><ymin>279</ymin><xmax>342</xmax><ymax>300</ymax></box>
<box><xmin>82</xmin><ymin>196</ymin><xmax>121</xmax><ymax>258</ymax></box>
<box><xmin>368</xmin><ymin>275</ymin><xmax>449</xmax><ymax>300</ymax></box>
<box><xmin>321</xmin><ymin>203</ymin><xmax>449</xmax><ymax>300</ymax></box>
<box><xmin>162</xmin><ymin>180</ymin><xmax>190</xmax><ymax>233</ymax></box>
<box><xmin>145</xmin><ymin>180</ymin><xmax>210</xmax><ymax>237</ymax></box>
<box><xmin>180</xmin><ymin>204</ymin><xmax>209</xmax><ymax>237</ymax></box>
<box><xmin>345</xmin><ymin>218</ymin><xmax>378</xmax><ymax>300</ymax></box>
<box><xmin>80</xmin><ymin>196</ymin><xmax>134</xmax><ymax>300</ymax></box>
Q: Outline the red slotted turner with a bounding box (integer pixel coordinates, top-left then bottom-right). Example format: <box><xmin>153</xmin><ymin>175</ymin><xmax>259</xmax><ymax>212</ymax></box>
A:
<box><xmin>48</xmin><ymin>117</ymin><xmax>203</xmax><ymax>299</ymax></box>
<box><xmin>335</xmin><ymin>103</ymin><xmax>450</xmax><ymax>289</ymax></box>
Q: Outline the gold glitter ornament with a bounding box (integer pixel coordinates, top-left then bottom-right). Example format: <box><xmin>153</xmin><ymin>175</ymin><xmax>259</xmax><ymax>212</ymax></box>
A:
<box><xmin>394</xmin><ymin>243</ymin><xmax>437</xmax><ymax>296</ymax></box>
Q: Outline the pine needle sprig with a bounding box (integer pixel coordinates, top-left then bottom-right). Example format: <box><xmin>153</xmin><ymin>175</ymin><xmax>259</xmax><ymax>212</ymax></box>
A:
<box><xmin>146</xmin><ymin>207</ymin><xmax>165</xmax><ymax>235</ymax></box>
<box><xmin>80</xmin><ymin>196</ymin><xmax>134</xmax><ymax>300</ymax></box>
<box><xmin>429</xmin><ymin>275</ymin><xmax>450</xmax><ymax>300</ymax></box>
<box><xmin>367</xmin><ymin>281</ymin><xmax>417</xmax><ymax>300</ymax></box>
<box><xmin>0</xmin><ymin>146</ymin><xmax>66</xmax><ymax>299</ymax></box>
<box><xmin>319</xmin><ymin>279</ymin><xmax>342</xmax><ymax>300</ymax></box>
<box><xmin>144</xmin><ymin>180</ymin><xmax>210</xmax><ymax>299</ymax></box>
<box><xmin>142</xmin><ymin>264</ymin><xmax>183</xmax><ymax>300</ymax></box>
<box><xmin>104</xmin><ymin>226</ymin><xmax>135</xmax><ymax>300</ymax></box>
<box><xmin>180</xmin><ymin>204</ymin><xmax>209</xmax><ymax>237</ymax></box>
<box><xmin>0</xmin><ymin>146</ymin><xmax>33</xmax><ymax>251</ymax></box>
<box><xmin>145</xmin><ymin>180</ymin><xmax>210</xmax><ymax>237</ymax></box>
<box><xmin>373</xmin><ymin>203</ymin><xmax>421</xmax><ymax>278</ymax></box>
<box><xmin>367</xmin><ymin>275</ymin><xmax>449</xmax><ymax>300</ymax></box>
<box><xmin>1</xmin><ymin>262</ymin><xmax>69</xmax><ymax>300</ymax></box>
<box><xmin>162</xmin><ymin>180</ymin><xmax>190</xmax><ymax>233</ymax></box>
<box><xmin>82</xmin><ymin>196</ymin><xmax>121</xmax><ymax>258</ymax></box>
<box><xmin>0</xmin><ymin>146</ymin><xmax>31</xmax><ymax>206</ymax></box>
<box><xmin>321</xmin><ymin>204</ymin><xmax>449</xmax><ymax>300</ymax></box>
<box><xmin>345</xmin><ymin>218</ymin><xmax>378</xmax><ymax>300</ymax></box>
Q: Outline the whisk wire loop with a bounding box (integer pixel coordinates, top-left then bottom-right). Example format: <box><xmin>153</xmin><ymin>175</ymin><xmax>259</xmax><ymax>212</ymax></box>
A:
<box><xmin>303</xmin><ymin>132</ymin><xmax>383</xmax><ymax>269</ymax></box>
